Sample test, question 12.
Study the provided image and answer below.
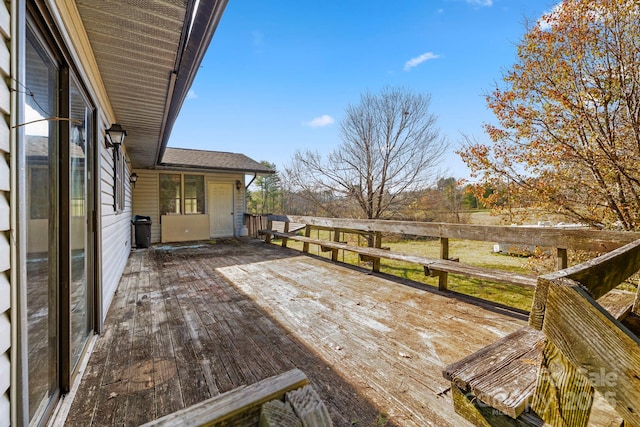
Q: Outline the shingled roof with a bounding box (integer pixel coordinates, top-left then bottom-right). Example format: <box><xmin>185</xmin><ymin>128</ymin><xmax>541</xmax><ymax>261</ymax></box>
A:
<box><xmin>159</xmin><ymin>147</ymin><xmax>274</xmax><ymax>174</ymax></box>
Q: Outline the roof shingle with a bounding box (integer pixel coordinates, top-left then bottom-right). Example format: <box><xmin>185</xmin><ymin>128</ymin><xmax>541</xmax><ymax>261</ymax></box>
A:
<box><xmin>160</xmin><ymin>147</ymin><xmax>274</xmax><ymax>174</ymax></box>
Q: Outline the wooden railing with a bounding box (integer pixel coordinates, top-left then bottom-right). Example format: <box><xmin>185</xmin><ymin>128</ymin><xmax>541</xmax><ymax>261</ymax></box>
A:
<box><xmin>258</xmin><ymin>215</ymin><xmax>640</xmax><ymax>292</ymax></box>
<box><xmin>245</xmin><ymin>214</ymin><xmax>271</xmax><ymax>239</ymax></box>
<box><xmin>284</xmin><ymin>215</ymin><xmax>639</xmax><ymax>258</ymax></box>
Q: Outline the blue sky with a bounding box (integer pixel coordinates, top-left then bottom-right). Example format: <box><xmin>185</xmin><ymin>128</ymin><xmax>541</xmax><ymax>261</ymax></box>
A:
<box><xmin>169</xmin><ymin>0</ymin><xmax>555</xmax><ymax>179</ymax></box>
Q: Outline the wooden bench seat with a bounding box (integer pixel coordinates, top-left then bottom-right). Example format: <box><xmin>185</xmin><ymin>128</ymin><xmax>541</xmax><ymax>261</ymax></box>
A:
<box><xmin>443</xmin><ymin>289</ymin><xmax>637</xmax><ymax>424</ymax></box>
<box><xmin>260</xmin><ymin>230</ymin><xmax>538</xmax><ymax>289</ymax></box>
<box><xmin>141</xmin><ymin>369</ymin><xmax>310</xmax><ymax>426</ymax></box>
<box><xmin>444</xmin><ymin>326</ymin><xmax>544</xmax><ymax>421</ymax></box>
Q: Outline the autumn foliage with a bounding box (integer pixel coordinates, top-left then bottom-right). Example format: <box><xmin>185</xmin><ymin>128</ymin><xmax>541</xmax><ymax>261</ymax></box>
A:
<box><xmin>460</xmin><ymin>0</ymin><xmax>640</xmax><ymax>230</ymax></box>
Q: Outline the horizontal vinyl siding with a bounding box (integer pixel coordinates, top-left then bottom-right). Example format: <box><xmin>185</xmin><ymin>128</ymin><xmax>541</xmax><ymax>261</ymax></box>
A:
<box><xmin>0</xmin><ymin>391</ymin><xmax>7</xmax><ymax>427</ymax></box>
<box><xmin>0</xmin><ymin>273</ymin><xmax>8</xmax><ymax>314</ymax></box>
<box><xmin>99</xmin><ymin>141</ymin><xmax>132</xmax><ymax>318</ymax></box>
<box><xmin>0</xmin><ymin>192</ymin><xmax>7</xmax><ymax>231</ymax></box>
<box><xmin>0</xmin><ymin>0</ymin><xmax>9</xmax><ymax>420</ymax></box>
<box><xmin>0</xmin><ymin>311</ymin><xmax>8</xmax><ymax>353</ymax></box>
<box><xmin>131</xmin><ymin>170</ymin><xmax>160</xmax><ymax>243</ymax></box>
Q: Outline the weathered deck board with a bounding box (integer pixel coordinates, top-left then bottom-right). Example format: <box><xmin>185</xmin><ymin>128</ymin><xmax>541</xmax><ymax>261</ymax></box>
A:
<box><xmin>64</xmin><ymin>240</ymin><xmax>527</xmax><ymax>426</ymax></box>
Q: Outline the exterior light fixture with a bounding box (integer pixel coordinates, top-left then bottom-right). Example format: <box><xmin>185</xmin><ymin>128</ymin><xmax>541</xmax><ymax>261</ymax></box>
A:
<box><xmin>235</xmin><ymin>180</ymin><xmax>242</xmax><ymax>190</ymax></box>
<box><xmin>130</xmin><ymin>172</ymin><xmax>139</xmax><ymax>187</ymax></box>
<box><xmin>105</xmin><ymin>123</ymin><xmax>127</xmax><ymax>148</ymax></box>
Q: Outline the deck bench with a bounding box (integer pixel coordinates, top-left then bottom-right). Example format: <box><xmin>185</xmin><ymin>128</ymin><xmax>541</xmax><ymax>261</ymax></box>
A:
<box><xmin>259</xmin><ymin>227</ymin><xmax>537</xmax><ymax>289</ymax></box>
<box><xmin>443</xmin><ymin>288</ymin><xmax>637</xmax><ymax>425</ymax></box>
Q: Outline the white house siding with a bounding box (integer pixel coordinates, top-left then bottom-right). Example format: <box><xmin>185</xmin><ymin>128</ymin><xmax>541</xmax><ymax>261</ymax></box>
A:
<box><xmin>132</xmin><ymin>169</ymin><xmax>245</xmax><ymax>243</ymax></box>
<box><xmin>0</xmin><ymin>0</ymin><xmax>10</xmax><ymax>423</ymax></box>
<box><xmin>99</xmin><ymin>131</ymin><xmax>132</xmax><ymax>317</ymax></box>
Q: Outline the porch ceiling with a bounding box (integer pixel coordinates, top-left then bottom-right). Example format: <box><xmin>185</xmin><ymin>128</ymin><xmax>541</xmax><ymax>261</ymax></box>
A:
<box><xmin>74</xmin><ymin>0</ymin><xmax>227</xmax><ymax>169</ymax></box>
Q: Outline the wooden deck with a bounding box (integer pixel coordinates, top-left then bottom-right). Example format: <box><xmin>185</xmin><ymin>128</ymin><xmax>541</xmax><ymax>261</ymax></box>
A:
<box><xmin>64</xmin><ymin>239</ymin><xmax>527</xmax><ymax>426</ymax></box>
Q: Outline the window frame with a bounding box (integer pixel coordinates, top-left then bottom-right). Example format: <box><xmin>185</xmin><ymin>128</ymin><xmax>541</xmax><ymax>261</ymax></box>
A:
<box><xmin>183</xmin><ymin>174</ymin><xmax>205</xmax><ymax>214</ymax></box>
<box><xmin>159</xmin><ymin>173</ymin><xmax>183</xmax><ymax>216</ymax></box>
<box><xmin>159</xmin><ymin>173</ymin><xmax>205</xmax><ymax>217</ymax></box>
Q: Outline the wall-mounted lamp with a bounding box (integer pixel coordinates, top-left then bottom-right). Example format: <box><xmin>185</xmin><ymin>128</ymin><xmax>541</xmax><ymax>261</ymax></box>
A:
<box><xmin>105</xmin><ymin>123</ymin><xmax>127</xmax><ymax>149</ymax></box>
<box><xmin>235</xmin><ymin>180</ymin><xmax>242</xmax><ymax>190</ymax></box>
<box><xmin>130</xmin><ymin>172</ymin><xmax>139</xmax><ymax>188</ymax></box>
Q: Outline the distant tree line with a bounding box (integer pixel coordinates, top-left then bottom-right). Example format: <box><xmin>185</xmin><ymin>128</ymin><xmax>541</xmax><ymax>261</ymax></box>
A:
<box><xmin>246</xmin><ymin>168</ymin><xmax>499</xmax><ymax>224</ymax></box>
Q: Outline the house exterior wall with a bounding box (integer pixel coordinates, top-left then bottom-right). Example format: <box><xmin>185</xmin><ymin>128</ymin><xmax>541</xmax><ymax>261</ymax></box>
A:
<box><xmin>99</xmin><ymin>134</ymin><xmax>132</xmax><ymax>317</ymax></box>
<box><xmin>161</xmin><ymin>214</ymin><xmax>209</xmax><ymax>242</ymax></box>
<box><xmin>0</xmin><ymin>0</ymin><xmax>10</xmax><ymax>423</ymax></box>
<box><xmin>132</xmin><ymin>169</ymin><xmax>246</xmax><ymax>243</ymax></box>
<box><xmin>0</xmin><ymin>0</ymin><xmax>10</xmax><ymax>420</ymax></box>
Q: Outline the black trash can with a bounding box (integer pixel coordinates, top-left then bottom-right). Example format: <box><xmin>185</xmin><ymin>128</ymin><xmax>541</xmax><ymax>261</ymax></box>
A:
<box><xmin>132</xmin><ymin>215</ymin><xmax>152</xmax><ymax>248</ymax></box>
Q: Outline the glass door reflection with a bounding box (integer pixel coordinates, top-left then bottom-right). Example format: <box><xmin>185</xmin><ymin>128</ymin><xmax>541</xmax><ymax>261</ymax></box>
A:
<box><xmin>69</xmin><ymin>78</ymin><xmax>93</xmax><ymax>371</ymax></box>
<box><xmin>25</xmin><ymin>28</ymin><xmax>59</xmax><ymax>422</ymax></box>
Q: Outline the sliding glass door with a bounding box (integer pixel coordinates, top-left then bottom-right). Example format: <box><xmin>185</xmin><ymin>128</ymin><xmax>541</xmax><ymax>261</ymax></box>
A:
<box><xmin>23</xmin><ymin>20</ymin><xmax>96</xmax><ymax>426</ymax></box>
<box><xmin>25</xmin><ymin>27</ymin><xmax>59</xmax><ymax>423</ymax></box>
<box><xmin>69</xmin><ymin>78</ymin><xmax>94</xmax><ymax>371</ymax></box>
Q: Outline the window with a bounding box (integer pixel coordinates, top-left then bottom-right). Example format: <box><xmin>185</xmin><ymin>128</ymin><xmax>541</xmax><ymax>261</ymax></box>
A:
<box><xmin>184</xmin><ymin>175</ymin><xmax>204</xmax><ymax>214</ymax></box>
<box><xmin>159</xmin><ymin>174</ymin><xmax>182</xmax><ymax>215</ymax></box>
<box><xmin>159</xmin><ymin>174</ymin><xmax>205</xmax><ymax>215</ymax></box>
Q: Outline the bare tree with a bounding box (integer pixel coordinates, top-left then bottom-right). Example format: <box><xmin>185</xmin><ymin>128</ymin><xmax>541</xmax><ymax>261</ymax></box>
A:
<box><xmin>286</xmin><ymin>86</ymin><xmax>448</xmax><ymax>219</ymax></box>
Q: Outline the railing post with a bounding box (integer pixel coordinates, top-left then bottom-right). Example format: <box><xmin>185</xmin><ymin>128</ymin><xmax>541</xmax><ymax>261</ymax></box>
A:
<box><xmin>373</xmin><ymin>231</ymin><xmax>382</xmax><ymax>273</ymax></box>
<box><xmin>303</xmin><ymin>225</ymin><xmax>311</xmax><ymax>253</ymax></box>
<box><xmin>265</xmin><ymin>217</ymin><xmax>273</xmax><ymax>244</ymax></box>
<box><xmin>556</xmin><ymin>248</ymin><xmax>568</xmax><ymax>270</ymax></box>
<box><xmin>331</xmin><ymin>228</ymin><xmax>340</xmax><ymax>261</ymax></box>
<box><xmin>281</xmin><ymin>221</ymin><xmax>290</xmax><ymax>248</ymax></box>
<box><xmin>439</xmin><ymin>237</ymin><xmax>449</xmax><ymax>291</ymax></box>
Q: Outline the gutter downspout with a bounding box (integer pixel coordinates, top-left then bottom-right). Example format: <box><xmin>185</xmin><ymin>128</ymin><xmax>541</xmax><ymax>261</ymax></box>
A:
<box><xmin>246</xmin><ymin>173</ymin><xmax>257</xmax><ymax>190</ymax></box>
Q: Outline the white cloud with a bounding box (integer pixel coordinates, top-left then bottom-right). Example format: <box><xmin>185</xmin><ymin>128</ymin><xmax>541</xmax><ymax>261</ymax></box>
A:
<box><xmin>186</xmin><ymin>89</ymin><xmax>198</xmax><ymax>100</ymax></box>
<box><xmin>403</xmin><ymin>52</ymin><xmax>440</xmax><ymax>71</ymax></box>
<box><xmin>538</xmin><ymin>2</ymin><xmax>564</xmax><ymax>31</ymax></box>
<box><xmin>304</xmin><ymin>114</ymin><xmax>334</xmax><ymax>128</ymax></box>
<box><xmin>466</xmin><ymin>0</ymin><xmax>493</xmax><ymax>6</ymax></box>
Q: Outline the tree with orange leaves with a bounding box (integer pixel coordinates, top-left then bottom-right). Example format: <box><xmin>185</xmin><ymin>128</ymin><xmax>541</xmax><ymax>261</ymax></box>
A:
<box><xmin>460</xmin><ymin>0</ymin><xmax>640</xmax><ymax>230</ymax></box>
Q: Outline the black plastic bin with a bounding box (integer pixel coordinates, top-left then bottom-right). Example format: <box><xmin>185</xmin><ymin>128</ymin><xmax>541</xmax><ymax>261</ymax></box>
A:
<box><xmin>132</xmin><ymin>215</ymin><xmax>152</xmax><ymax>248</ymax></box>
